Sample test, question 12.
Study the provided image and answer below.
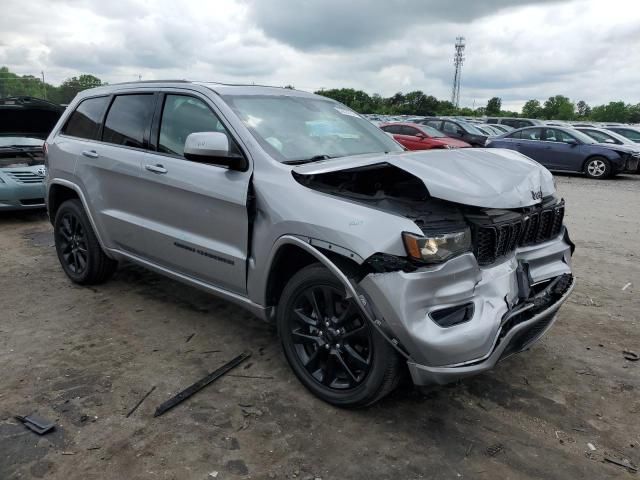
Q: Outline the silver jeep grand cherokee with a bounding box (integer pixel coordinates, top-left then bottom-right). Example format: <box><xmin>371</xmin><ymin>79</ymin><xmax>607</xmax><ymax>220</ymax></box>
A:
<box><xmin>45</xmin><ymin>81</ymin><xmax>574</xmax><ymax>407</ymax></box>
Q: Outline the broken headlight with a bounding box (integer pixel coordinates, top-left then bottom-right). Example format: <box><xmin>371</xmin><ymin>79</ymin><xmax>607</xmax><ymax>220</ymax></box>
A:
<box><xmin>402</xmin><ymin>228</ymin><xmax>471</xmax><ymax>264</ymax></box>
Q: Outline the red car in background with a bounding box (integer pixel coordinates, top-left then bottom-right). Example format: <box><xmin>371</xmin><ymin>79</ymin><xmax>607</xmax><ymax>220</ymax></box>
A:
<box><xmin>380</xmin><ymin>122</ymin><xmax>471</xmax><ymax>150</ymax></box>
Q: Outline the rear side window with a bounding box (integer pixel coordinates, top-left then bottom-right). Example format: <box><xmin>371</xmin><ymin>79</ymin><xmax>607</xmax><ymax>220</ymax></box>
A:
<box><xmin>102</xmin><ymin>94</ymin><xmax>155</xmax><ymax>148</ymax></box>
<box><xmin>63</xmin><ymin>96</ymin><xmax>109</xmax><ymax>140</ymax></box>
<box><xmin>158</xmin><ymin>95</ymin><xmax>228</xmax><ymax>157</ymax></box>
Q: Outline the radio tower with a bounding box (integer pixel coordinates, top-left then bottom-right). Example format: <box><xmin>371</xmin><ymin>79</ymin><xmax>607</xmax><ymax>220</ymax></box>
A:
<box><xmin>451</xmin><ymin>36</ymin><xmax>465</xmax><ymax>108</ymax></box>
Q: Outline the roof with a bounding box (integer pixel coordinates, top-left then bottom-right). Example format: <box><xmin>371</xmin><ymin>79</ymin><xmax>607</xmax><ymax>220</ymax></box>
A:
<box><xmin>78</xmin><ymin>80</ymin><xmax>318</xmax><ymax>99</ymax></box>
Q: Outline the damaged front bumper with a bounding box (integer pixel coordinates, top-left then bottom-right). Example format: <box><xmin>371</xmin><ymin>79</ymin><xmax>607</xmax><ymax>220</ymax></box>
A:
<box><xmin>357</xmin><ymin>230</ymin><xmax>574</xmax><ymax>386</ymax></box>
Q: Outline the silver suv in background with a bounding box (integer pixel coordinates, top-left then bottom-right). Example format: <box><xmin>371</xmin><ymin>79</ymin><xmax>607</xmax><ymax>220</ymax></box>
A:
<box><xmin>46</xmin><ymin>81</ymin><xmax>575</xmax><ymax>407</ymax></box>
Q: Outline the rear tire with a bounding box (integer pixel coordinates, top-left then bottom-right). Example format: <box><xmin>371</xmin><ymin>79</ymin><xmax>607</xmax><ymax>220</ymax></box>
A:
<box><xmin>277</xmin><ymin>264</ymin><xmax>401</xmax><ymax>407</ymax></box>
<box><xmin>584</xmin><ymin>156</ymin><xmax>611</xmax><ymax>179</ymax></box>
<box><xmin>53</xmin><ymin>199</ymin><xmax>117</xmax><ymax>285</ymax></box>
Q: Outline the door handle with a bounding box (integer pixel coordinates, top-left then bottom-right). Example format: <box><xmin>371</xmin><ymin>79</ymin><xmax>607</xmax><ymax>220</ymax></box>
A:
<box><xmin>82</xmin><ymin>150</ymin><xmax>99</xmax><ymax>159</ymax></box>
<box><xmin>515</xmin><ymin>143</ymin><xmax>522</xmax><ymax>147</ymax></box>
<box><xmin>145</xmin><ymin>164</ymin><xmax>168</xmax><ymax>174</ymax></box>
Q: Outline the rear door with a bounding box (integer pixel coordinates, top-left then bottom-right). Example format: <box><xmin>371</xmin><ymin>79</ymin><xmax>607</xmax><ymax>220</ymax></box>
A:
<box><xmin>134</xmin><ymin>91</ymin><xmax>252</xmax><ymax>294</ymax></box>
<box><xmin>63</xmin><ymin>93</ymin><xmax>156</xmax><ymax>253</ymax></box>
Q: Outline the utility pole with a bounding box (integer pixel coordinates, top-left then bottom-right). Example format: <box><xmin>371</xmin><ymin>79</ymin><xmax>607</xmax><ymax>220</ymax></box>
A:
<box><xmin>451</xmin><ymin>36</ymin><xmax>465</xmax><ymax>108</ymax></box>
<box><xmin>41</xmin><ymin>71</ymin><xmax>46</xmax><ymax>100</ymax></box>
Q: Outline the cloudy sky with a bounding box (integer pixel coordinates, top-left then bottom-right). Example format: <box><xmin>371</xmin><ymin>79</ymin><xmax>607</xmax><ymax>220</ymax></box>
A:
<box><xmin>1</xmin><ymin>0</ymin><xmax>639</xmax><ymax>110</ymax></box>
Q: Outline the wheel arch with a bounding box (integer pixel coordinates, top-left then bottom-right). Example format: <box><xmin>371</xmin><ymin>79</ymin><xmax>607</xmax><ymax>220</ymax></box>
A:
<box><xmin>47</xmin><ymin>179</ymin><xmax>108</xmax><ymax>250</ymax></box>
<box><xmin>263</xmin><ymin>236</ymin><xmax>363</xmax><ymax>310</ymax></box>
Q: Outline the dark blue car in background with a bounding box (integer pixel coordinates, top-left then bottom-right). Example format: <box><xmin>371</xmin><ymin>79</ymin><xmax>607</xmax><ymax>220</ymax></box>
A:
<box><xmin>486</xmin><ymin>126</ymin><xmax>640</xmax><ymax>179</ymax></box>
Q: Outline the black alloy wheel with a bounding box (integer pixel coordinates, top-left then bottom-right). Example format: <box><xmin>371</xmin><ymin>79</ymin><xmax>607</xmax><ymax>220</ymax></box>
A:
<box><xmin>277</xmin><ymin>264</ymin><xmax>401</xmax><ymax>407</ymax></box>
<box><xmin>289</xmin><ymin>284</ymin><xmax>373</xmax><ymax>389</ymax></box>
<box><xmin>53</xmin><ymin>199</ymin><xmax>117</xmax><ymax>284</ymax></box>
<box><xmin>57</xmin><ymin>212</ymin><xmax>88</xmax><ymax>275</ymax></box>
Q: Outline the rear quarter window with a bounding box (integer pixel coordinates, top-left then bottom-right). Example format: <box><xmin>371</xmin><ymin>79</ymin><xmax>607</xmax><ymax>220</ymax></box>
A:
<box><xmin>62</xmin><ymin>96</ymin><xmax>110</xmax><ymax>140</ymax></box>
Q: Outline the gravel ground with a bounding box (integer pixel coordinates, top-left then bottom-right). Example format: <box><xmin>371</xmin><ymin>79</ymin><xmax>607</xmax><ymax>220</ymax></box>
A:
<box><xmin>1</xmin><ymin>173</ymin><xmax>639</xmax><ymax>480</ymax></box>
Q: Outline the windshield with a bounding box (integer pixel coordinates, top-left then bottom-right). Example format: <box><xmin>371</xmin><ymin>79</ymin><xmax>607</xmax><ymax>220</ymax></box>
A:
<box><xmin>569</xmin><ymin>129</ymin><xmax>599</xmax><ymax>144</ymax></box>
<box><xmin>222</xmin><ymin>94</ymin><xmax>403</xmax><ymax>163</ymax></box>
<box><xmin>458</xmin><ymin>121</ymin><xmax>484</xmax><ymax>135</ymax></box>
<box><xmin>417</xmin><ymin>125</ymin><xmax>446</xmax><ymax>138</ymax></box>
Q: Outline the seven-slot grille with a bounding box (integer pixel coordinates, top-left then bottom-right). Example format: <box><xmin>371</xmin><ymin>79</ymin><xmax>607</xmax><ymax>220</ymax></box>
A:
<box><xmin>6</xmin><ymin>171</ymin><xmax>44</xmax><ymax>184</ymax></box>
<box><xmin>472</xmin><ymin>202</ymin><xmax>565</xmax><ymax>266</ymax></box>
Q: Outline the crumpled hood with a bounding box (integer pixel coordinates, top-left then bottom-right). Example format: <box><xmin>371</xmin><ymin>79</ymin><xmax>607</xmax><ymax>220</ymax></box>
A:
<box><xmin>293</xmin><ymin>148</ymin><xmax>555</xmax><ymax>209</ymax></box>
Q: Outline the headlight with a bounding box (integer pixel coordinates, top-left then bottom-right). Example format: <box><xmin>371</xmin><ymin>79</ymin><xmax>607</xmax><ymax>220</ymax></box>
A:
<box><xmin>402</xmin><ymin>229</ymin><xmax>471</xmax><ymax>264</ymax></box>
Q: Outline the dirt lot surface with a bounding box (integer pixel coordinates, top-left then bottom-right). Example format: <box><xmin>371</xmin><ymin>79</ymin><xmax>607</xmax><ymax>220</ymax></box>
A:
<box><xmin>1</xmin><ymin>174</ymin><xmax>639</xmax><ymax>480</ymax></box>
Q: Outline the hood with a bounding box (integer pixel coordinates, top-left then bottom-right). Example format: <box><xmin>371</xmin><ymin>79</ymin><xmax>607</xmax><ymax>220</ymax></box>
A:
<box><xmin>293</xmin><ymin>148</ymin><xmax>555</xmax><ymax>209</ymax></box>
<box><xmin>593</xmin><ymin>142</ymin><xmax>640</xmax><ymax>155</ymax></box>
<box><xmin>0</xmin><ymin>97</ymin><xmax>64</xmax><ymax>139</ymax></box>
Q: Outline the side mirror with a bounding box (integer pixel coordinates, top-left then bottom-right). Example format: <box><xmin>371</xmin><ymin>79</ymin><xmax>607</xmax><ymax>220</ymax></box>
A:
<box><xmin>456</xmin><ymin>128</ymin><xmax>465</xmax><ymax>136</ymax></box>
<box><xmin>565</xmin><ymin>138</ymin><xmax>578</xmax><ymax>146</ymax></box>
<box><xmin>184</xmin><ymin>132</ymin><xmax>247</xmax><ymax>170</ymax></box>
<box><xmin>415</xmin><ymin>132</ymin><xmax>426</xmax><ymax>139</ymax></box>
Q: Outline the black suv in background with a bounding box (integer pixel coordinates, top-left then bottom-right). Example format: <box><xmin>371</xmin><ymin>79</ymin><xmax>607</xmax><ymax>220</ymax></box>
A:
<box><xmin>416</xmin><ymin>117</ymin><xmax>487</xmax><ymax>146</ymax></box>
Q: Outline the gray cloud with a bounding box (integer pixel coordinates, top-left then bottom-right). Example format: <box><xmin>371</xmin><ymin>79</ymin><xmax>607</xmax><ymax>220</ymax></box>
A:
<box><xmin>244</xmin><ymin>0</ymin><xmax>566</xmax><ymax>50</ymax></box>
<box><xmin>0</xmin><ymin>0</ymin><xmax>638</xmax><ymax>110</ymax></box>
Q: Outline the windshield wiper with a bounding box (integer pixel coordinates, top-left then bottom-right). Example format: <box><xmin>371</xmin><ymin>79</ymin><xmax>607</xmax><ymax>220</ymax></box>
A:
<box><xmin>282</xmin><ymin>154</ymin><xmax>335</xmax><ymax>165</ymax></box>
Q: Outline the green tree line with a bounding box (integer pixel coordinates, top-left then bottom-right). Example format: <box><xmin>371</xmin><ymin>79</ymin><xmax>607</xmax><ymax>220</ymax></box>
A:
<box><xmin>0</xmin><ymin>67</ymin><xmax>103</xmax><ymax>105</ymax></box>
<box><xmin>2</xmin><ymin>67</ymin><xmax>638</xmax><ymax>122</ymax></box>
<box><xmin>315</xmin><ymin>88</ymin><xmax>640</xmax><ymax>123</ymax></box>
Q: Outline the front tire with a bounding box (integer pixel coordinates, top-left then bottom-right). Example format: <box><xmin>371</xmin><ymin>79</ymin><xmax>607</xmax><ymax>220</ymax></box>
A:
<box><xmin>53</xmin><ymin>199</ymin><xmax>117</xmax><ymax>285</ymax></box>
<box><xmin>277</xmin><ymin>264</ymin><xmax>401</xmax><ymax>407</ymax></box>
<box><xmin>584</xmin><ymin>156</ymin><xmax>611</xmax><ymax>179</ymax></box>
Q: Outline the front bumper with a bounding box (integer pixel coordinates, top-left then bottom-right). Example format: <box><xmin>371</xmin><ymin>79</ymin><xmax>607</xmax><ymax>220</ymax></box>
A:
<box><xmin>358</xmin><ymin>230</ymin><xmax>574</xmax><ymax>386</ymax></box>
<box><xmin>0</xmin><ymin>170</ymin><xmax>46</xmax><ymax>210</ymax></box>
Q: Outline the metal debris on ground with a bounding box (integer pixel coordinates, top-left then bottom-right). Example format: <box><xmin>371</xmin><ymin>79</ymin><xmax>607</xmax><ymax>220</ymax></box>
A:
<box><xmin>623</xmin><ymin>350</ymin><xmax>639</xmax><ymax>362</ymax></box>
<box><xmin>485</xmin><ymin>443</ymin><xmax>504</xmax><ymax>457</ymax></box>
<box><xmin>126</xmin><ymin>386</ymin><xmax>157</xmax><ymax>418</ymax></box>
<box><xmin>185</xmin><ymin>333</ymin><xmax>195</xmax><ymax>343</ymax></box>
<box><xmin>154</xmin><ymin>351</ymin><xmax>251</xmax><ymax>417</ymax></box>
<box><xmin>14</xmin><ymin>414</ymin><xmax>55</xmax><ymax>435</ymax></box>
<box><xmin>587</xmin><ymin>443</ymin><xmax>596</xmax><ymax>451</ymax></box>
<box><xmin>603</xmin><ymin>455</ymin><xmax>638</xmax><ymax>473</ymax></box>
<box><xmin>622</xmin><ymin>282</ymin><xmax>632</xmax><ymax>291</ymax></box>
<box><xmin>208</xmin><ymin>471</ymin><xmax>219</xmax><ymax>478</ymax></box>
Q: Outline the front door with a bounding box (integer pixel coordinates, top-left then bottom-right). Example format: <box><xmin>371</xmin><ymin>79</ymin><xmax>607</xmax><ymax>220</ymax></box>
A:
<box><xmin>541</xmin><ymin>128</ymin><xmax>584</xmax><ymax>171</ymax></box>
<box><xmin>135</xmin><ymin>92</ymin><xmax>251</xmax><ymax>294</ymax></box>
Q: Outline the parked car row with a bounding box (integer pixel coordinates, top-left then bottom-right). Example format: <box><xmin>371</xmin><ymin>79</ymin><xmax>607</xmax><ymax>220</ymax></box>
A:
<box><xmin>486</xmin><ymin>126</ymin><xmax>640</xmax><ymax>179</ymax></box>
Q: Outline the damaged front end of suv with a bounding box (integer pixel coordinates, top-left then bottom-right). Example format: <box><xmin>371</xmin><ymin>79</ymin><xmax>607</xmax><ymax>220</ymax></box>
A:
<box><xmin>280</xmin><ymin>147</ymin><xmax>574</xmax><ymax>390</ymax></box>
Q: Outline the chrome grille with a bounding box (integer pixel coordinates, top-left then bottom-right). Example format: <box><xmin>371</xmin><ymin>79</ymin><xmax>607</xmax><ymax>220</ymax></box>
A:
<box><xmin>5</xmin><ymin>171</ymin><xmax>44</xmax><ymax>184</ymax></box>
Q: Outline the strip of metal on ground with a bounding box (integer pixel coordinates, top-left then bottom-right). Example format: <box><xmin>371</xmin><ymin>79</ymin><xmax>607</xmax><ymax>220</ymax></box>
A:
<box><xmin>153</xmin><ymin>351</ymin><xmax>251</xmax><ymax>417</ymax></box>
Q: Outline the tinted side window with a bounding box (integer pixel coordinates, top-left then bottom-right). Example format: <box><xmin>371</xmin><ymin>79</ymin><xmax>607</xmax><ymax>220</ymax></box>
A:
<box><xmin>382</xmin><ymin>125</ymin><xmax>401</xmax><ymax>134</ymax></box>
<box><xmin>102</xmin><ymin>94</ymin><xmax>155</xmax><ymax>148</ymax></box>
<box><xmin>401</xmin><ymin>126</ymin><xmax>419</xmax><ymax>136</ymax></box>
<box><xmin>613</xmin><ymin>128</ymin><xmax>640</xmax><ymax>141</ymax></box>
<box><xmin>544</xmin><ymin>128</ymin><xmax>576</xmax><ymax>143</ymax></box>
<box><xmin>63</xmin><ymin>96</ymin><xmax>109</xmax><ymax>140</ymax></box>
<box><xmin>520</xmin><ymin>128</ymin><xmax>542</xmax><ymax>140</ymax></box>
<box><xmin>507</xmin><ymin>130</ymin><xmax>522</xmax><ymax>139</ymax></box>
<box><xmin>442</xmin><ymin>122</ymin><xmax>459</xmax><ymax>134</ymax></box>
<box><xmin>159</xmin><ymin>95</ymin><xmax>228</xmax><ymax>157</ymax></box>
<box><xmin>426</xmin><ymin>120</ymin><xmax>441</xmax><ymax>130</ymax></box>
